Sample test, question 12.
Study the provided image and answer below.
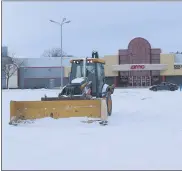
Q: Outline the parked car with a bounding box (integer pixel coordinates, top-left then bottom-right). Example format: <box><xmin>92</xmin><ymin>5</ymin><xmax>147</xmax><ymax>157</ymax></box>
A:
<box><xmin>149</xmin><ymin>82</ymin><xmax>179</xmax><ymax>91</ymax></box>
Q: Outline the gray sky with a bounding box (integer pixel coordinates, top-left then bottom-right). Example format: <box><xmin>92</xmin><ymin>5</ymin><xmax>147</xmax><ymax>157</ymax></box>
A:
<box><xmin>2</xmin><ymin>1</ymin><xmax>182</xmax><ymax>58</ymax></box>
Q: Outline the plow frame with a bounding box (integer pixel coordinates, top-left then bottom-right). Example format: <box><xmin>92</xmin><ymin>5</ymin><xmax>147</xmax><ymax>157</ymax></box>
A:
<box><xmin>10</xmin><ymin>98</ymin><xmax>108</xmax><ymax>123</ymax></box>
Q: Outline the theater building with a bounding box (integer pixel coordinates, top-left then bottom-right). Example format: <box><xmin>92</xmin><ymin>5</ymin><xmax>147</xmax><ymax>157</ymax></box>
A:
<box><xmin>103</xmin><ymin>37</ymin><xmax>182</xmax><ymax>87</ymax></box>
<box><xmin>2</xmin><ymin>37</ymin><xmax>181</xmax><ymax>89</ymax></box>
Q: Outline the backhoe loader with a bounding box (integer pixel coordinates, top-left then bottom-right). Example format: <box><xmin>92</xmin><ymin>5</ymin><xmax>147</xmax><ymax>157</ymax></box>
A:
<box><xmin>10</xmin><ymin>51</ymin><xmax>115</xmax><ymax>125</ymax></box>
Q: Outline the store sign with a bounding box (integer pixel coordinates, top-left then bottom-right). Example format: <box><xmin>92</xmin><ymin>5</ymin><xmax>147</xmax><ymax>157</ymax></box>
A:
<box><xmin>130</xmin><ymin>65</ymin><xmax>145</xmax><ymax>70</ymax></box>
<box><xmin>174</xmin><ymin>65</ymin><xmax>182</xmax><ymax>69</ymax></box>
<box><xmin>112</xmin><ymin>64</ymin><xmax>167</xmax><ymax>71</ymax></box>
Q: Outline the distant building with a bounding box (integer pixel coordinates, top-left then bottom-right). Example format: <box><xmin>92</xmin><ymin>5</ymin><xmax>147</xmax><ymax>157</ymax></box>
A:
<box><xmin>15</xmin><ymin>57</ymin><xmax>73</xmax><ymax>89</ymax></box>
<box><xmin>2</xmin><ymin>71</ymin><xmax>6</xmax><ymax>89</ymax></box>
<box><xmin>2</xmin><ymin>46</ymin><xmax>8</xmax><ymax>57</ymax></box>
<box><xmin>103</xmin><ymin>37</ymin><xmax>182</xmax><ymax>87</ymax></box>
<box><xmin>160</xmin><ymin>53</ymin><xmax>182</xmax><ymax>85</ymax></box>
<box><xmin>2</xmin><ymin>38</ymin><xmax>182</xmax><ymax>89</ymax></box>
<box><xmin>1</xmin><ymin>46</ymin><xmax>14</xmax><ymax>89</ymax></box>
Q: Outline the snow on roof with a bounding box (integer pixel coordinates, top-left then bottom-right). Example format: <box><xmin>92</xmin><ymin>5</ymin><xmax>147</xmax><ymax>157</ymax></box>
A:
<box><xmin>14</xmin><ymin>57</ymin><xmax>75</xmax><ymax>67</ymax></box>
<box><xmin>71</xmin><ymin>77</ymin><xmax>85</xmax><ymax>84</ymax></box>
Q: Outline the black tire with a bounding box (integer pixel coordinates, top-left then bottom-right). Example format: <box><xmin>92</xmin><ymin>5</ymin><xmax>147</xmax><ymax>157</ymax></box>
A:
<box><xmin>170</xmin><ymin>87</ymin><xmax>175</xmax><ymax>91</ymax></box>
<box><xmin>153</xmin><ymin>87</ymin><xmax>157</xmax><ymax>91</ymax></box>
<box><xmin>106</xmin><ymin>93</ymin><xmax>112</xmax><ymax>116</ymax></box>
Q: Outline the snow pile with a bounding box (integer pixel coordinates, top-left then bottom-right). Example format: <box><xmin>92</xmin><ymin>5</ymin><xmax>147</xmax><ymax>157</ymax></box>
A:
<box><xmin>71</xmin><ymin>77</ymin><xmax>85</xmax><ymax>84</ymax></box>
<box><xmin>2</xmin><ymin>88</ymin><xmax>182</xmax><ymax>170</ymax></box>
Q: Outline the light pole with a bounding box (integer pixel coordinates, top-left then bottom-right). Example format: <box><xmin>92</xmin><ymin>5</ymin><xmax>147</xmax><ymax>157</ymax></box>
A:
<box><xmin>50</xmin><ymin>18</ymin><xmax>71</xmax><ymax>88</ymax></box>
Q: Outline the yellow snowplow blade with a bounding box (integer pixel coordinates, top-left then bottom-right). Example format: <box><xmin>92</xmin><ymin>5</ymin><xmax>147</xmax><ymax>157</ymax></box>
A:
<box><xmin>10</xmin><ymin>99</ymin><xmax>102</xmax><ymax>121</ymax></box>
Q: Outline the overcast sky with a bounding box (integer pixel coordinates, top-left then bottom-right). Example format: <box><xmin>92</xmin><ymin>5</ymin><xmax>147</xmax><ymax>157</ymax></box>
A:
<box><xmin>2</xmin><ymin>1</ymin><xmax>182</xmax><ymax>58</ymax></box>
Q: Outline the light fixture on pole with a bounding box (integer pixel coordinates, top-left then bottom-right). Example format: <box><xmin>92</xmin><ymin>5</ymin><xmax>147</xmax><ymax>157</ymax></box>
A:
<box><xmin>50</xmin><ymin>18</ymin><xmax>71</xmax><ymax>88</ymax></box>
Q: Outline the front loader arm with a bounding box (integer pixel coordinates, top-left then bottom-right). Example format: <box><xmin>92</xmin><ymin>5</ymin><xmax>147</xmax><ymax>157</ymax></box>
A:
<box><xmin>101</xmin><ymin>84</ymin><xmax>115</xmax><ymax>97</ymax></box>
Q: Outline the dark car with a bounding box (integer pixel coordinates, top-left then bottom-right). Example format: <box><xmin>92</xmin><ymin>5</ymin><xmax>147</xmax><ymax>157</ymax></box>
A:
<box><xmin>149</xmin><ymin>82</ymin><xmax>179</xmax><ymax>91</ymax></box>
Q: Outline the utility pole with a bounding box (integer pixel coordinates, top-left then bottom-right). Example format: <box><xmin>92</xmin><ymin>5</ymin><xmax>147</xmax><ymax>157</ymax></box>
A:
<box><xmin>50</xmin><ymin>18</ymin><xmax>71</xmax><ymax>88</ymax></box>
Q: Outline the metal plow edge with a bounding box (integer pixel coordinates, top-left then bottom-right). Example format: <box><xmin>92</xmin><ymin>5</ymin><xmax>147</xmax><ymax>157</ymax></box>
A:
<box><xmin>10</xmin><ymin>99</ymin><xmax>105</xmax><ymax>123</ymax></box>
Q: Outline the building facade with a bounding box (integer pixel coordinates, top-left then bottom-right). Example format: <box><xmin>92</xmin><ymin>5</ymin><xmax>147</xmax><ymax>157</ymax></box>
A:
<box><xmin>2</xmin><ymin>63</ymin><xmax>19</xmax><ymax>89</ymax></box>
<box><xmin>119</xmin><ymin>38</ymin><xmax>162</xmax><ymax>86</ymax></box>
<box><xmin>3</xmin><ymin>38</ymin><xmax>182</xmax><ymax>89</ymax></box>
<box><xmin>160</xmin><ymin>53</ymin><xmax>182</xmax><ymax>85</ymax></box>
<box><xmin>1</xmin><ymin>46</ymin><xmax>15</xmax><ymax>89</ymax></box>
<box><xmin>2</xmin><ymin>71</ymin><xmax>6</xmax><ymax>89</ymax></box>
<box><xmin>103</xmin><ymin>37</ymin><xmax>182</xmax><ymax>87</ymax></box>
<box><xmin>2</xmin><ymin>46</ymin><xmax>8</xmax><ymax>57</ymax></box>
<box><xmin>16</xmin><ymin>57</ymin><xmax>72</xmax><ymax>89</ymax></box>
<box><xmin>18</xmin><ymin>67</ymin><xmax>66</xmax><ymax>89</ymax></box>
<box><xmin>103</xmin><ymin>55</ymin><xmax>119</xmax><ymax>86</ymax></box>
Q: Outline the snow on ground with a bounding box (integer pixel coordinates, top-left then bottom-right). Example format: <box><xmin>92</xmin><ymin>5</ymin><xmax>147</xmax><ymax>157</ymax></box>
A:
<box><xmin>2</xmin><ymin>88</ymin><xmax>182</xmax><ymax>170</ymax></box>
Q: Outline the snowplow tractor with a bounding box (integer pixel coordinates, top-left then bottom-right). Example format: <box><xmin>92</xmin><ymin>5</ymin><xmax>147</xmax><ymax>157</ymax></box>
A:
<box><xmin>10</xmin><ymin>51</ymin><xmax>115</xmax><ymax>124</ymax></box>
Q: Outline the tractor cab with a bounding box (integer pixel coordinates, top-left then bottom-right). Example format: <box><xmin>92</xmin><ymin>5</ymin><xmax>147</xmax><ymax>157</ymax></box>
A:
<box><xmin>69</xmin><ymin>52</ymin><xmax>106</xmax><ymax>97</ymax></box>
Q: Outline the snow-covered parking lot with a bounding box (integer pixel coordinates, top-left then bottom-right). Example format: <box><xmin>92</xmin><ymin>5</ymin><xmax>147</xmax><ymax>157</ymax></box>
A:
<box><xmin>2</xmin><ymin>88</ymin><xmax>182</xmax><ymax>170</ymax></box>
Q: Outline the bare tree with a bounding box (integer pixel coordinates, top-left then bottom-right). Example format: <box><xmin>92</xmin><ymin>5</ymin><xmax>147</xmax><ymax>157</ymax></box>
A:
<box><xmin>2</xmin><ymin>56</ymin><xmax>24</xmax><ymax>89</ymax></box>
<box><xmin>42</xmin><ymin>48</ymin><xmax>67</xmax><ymax>57</ymax></box>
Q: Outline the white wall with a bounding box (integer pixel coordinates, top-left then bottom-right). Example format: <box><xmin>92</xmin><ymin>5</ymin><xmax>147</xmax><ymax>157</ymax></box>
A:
<box><xmin>6</xmin><ymin>64</ymin><xmax>18</xmax><ymax>88</ymax></box>
<box><xmin>9</xmin><ymin>70</ymin><xmax>18</xmax><ymax>88</ymax></box>
<box><xmin>14</xmin><ymin>57</ymin><xmax>75</xmax><ymax>67</ymax></box>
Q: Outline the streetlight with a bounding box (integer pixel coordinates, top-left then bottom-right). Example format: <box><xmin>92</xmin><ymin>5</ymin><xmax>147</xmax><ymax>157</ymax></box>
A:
<box><xmin>50</xmin><ymin>18</ymin><xmax>71</xmax><ymax>88</ymax></box>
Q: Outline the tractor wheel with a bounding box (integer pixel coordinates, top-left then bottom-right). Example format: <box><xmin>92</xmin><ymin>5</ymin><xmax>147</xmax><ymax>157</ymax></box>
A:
<box><xmin>106</xmin><ymin>92</ymin><xmax>112</xmax><ymax>116</ymax></box>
